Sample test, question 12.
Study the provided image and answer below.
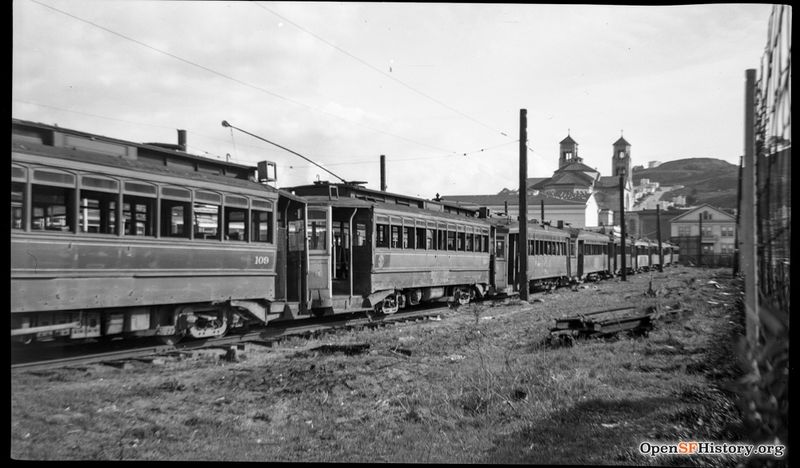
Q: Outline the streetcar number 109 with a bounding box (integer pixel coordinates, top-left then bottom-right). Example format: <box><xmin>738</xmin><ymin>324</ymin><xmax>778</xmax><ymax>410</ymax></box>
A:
<box><xmin>254</xmin><ymin>256</ymin><xmax>271</xmax><ymax>265</ymax></box>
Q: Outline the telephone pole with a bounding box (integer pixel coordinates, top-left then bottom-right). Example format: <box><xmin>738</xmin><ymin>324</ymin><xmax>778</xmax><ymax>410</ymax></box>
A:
<box><xmin>518</xmin><ymin>109</ymin><xmax>529</xmax><ymax>301</ymax></box>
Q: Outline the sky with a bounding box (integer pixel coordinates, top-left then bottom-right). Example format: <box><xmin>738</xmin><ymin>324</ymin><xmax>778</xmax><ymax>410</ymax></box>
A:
<box><xmin>12</xmin><ymin>1</ymin><xmax>777</xmax><ymax>198</ymax></box>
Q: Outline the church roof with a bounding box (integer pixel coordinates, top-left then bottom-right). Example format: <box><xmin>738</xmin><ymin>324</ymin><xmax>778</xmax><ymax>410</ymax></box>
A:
<box><xmin>559</xmin><ymin>135</ymin><xmax>577</xmax><ymax>145</ymax></box>
<box><xmin>596</xmin><ymin>176</ymin><xmax>621</xmax><ymax>187</ymax></box>
<box><xmin>440</xmin><ymin>192</ymin><xmax>590</xmax><ymax>207</ymax></box>
<box><xmin>554</xmin><ymin>161</ymin><xmax>600</xmax><ymax>175</ymax></box>
<box><xmin>613</xmin><ymin>136</ymin><xmax>631</xmax><ymax>146</ymax></box>
<box><xmin>549</xmin><ymin>171</ymin><xmax>595</xmax><ymax>186</ymax></box>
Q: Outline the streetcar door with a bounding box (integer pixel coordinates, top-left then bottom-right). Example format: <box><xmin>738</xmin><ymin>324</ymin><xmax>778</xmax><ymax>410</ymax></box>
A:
<box><xmin>507</xmin><ymin>233</ymin><xmax>518</xmax><ymax>292</ymax></box>
<box><xmin>306</xmin><ymin>207</ymin><xmax>332</xmax><ymax>309</ymax></box>
<box><xmin>493</xmin><ymin>233</ymin><xmax>508</xmax><ymax>291</ymax></box>
<box><xmin>577</xmin><ymin>240</ymin><xmax>585</xmax><ymax>278</ymax></box>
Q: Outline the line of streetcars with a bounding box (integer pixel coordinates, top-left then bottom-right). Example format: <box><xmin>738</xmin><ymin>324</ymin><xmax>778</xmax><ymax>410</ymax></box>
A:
<box><xmin>10</xmin><ymin>119</ymin><xmax>678</xmax><ymax>345</ymax></box>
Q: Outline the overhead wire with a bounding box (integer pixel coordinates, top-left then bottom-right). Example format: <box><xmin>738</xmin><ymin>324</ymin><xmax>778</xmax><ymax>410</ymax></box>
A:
<box><xmin>254</xmin><ymin>2</ymin><xmax>513</xmax><ymax>140</ymax></box>
<box><xmin>24</xmin><ymin>0</ymin><xmax>523</xmax><ymax>189</ymax></box>
<box><xmin>27</xmin><ymin>0</ymin><xmax>459</xmax><ymax>155</ymax></box>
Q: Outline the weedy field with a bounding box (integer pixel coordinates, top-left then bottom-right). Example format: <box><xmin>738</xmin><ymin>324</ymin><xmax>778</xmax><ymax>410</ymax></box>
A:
<box><xmin>11</xmin><ymin>266</ymin><xmax>758</xmax><ymax>464</ymax></box>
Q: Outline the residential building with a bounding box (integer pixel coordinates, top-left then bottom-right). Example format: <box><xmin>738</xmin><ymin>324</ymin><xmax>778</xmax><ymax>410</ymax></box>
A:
<box><xmin>669</xmin><ymin>204</ymin><xmax>737</xmax><ymax>266</ymax></box>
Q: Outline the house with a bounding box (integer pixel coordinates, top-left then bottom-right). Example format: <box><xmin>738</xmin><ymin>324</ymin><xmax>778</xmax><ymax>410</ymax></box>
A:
<box><xmin>669</xmin><ymin>204</ymin><xmax>737</xmax><ymax>266</ymax></box>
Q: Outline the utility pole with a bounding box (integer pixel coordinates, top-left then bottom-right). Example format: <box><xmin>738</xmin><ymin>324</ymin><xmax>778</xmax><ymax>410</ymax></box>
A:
<box><xmin>518</xmin><ymin>109</ymin><xmax>529</xmax><ymax>301</ymax></box>
<box><xmin>540</xmin><ymin>199</ymin><xmax>544</xmax><ymax>224</ymax></box>
<box><xmin>380</xmin><ymin>154</ymin><xmax>387</xmax><ymax>191</ymax></box>
<box><xmin>656</xmin><ymin>205</ymin><xmax>663</xmax><ymax>272</ymax></box>
<box><xmin>698</xmin><ymin>212</ymin><xmax>703</xmax><ymax>267</ymax></box>
<box><xmin>619</xmin><ymin>173</ymin><xmax>627</xmax><ymax>281</ymax></box>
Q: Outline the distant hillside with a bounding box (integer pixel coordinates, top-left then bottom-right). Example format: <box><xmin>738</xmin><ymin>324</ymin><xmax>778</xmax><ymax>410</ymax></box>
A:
<box><xmin>633</xmin><ymin>158</ymin><xmax>739</xmax><ymax>210</ymax></box>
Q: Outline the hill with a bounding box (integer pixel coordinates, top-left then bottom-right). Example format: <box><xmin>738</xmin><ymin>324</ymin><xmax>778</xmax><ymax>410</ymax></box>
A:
<box><xmin>633</xmin><ymin>158</ymin><xmax>739</xmax><ymax>210</ymax></box>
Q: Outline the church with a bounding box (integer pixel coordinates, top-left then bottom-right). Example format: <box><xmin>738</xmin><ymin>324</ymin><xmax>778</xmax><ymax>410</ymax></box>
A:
<box><xmin>441</xmin><ymin>133</ymin><xmax>635</xmax><ymax>228</ymax></box>
<box><xmin>526</xmin><ymin>133</ymin><xmax>634</xmax><ymax>226</ymax></box>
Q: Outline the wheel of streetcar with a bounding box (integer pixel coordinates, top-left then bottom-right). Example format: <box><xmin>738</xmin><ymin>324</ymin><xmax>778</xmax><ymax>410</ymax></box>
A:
<box><xmin>455</xmin><ymin>288</ymin><xmax>471</xmax><ymax>306</ymax></box>
<box><xmin>376</xmin><ymin>295</ymin><xmax>399</xmax><ymax>315</ymax></box>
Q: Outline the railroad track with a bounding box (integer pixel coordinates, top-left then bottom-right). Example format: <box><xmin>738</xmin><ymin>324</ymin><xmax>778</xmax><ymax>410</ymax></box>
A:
<box><xmin>10</xmin><ymin>303</ymin><xmax>462</xmax><ymax>372</ymax></box>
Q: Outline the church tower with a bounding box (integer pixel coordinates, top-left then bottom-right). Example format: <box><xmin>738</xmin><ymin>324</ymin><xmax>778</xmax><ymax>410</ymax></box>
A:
<box><xmin>558</xmin><ymin>132</ymin><xmax>582</xmax><ymax>169</ymax></box>
<box><xmin>612</xmin><ymin>134</ymin><xmax>632</xmax><ymax>184</ymax></box>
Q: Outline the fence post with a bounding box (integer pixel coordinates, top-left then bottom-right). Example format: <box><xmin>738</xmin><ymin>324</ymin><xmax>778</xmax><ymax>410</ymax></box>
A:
<box><xmin>740</xmin><ymin>69</ymin><xmax>759</xmax><ymax>347</ymax></box>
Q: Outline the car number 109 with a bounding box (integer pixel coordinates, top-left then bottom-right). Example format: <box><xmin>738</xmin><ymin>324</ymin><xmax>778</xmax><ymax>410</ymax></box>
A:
<box><xmin>254</xmin><ymin>255</ymin><xmax>271</xmax><ymax>265</ymax></box>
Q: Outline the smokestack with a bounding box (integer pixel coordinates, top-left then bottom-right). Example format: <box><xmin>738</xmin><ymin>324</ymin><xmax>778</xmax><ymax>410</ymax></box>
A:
<box><xmin>177</xmin><ymin>129</ymin><xmax>187</xmax><ymax>152</ymax></box>
<box><xmin>380</xmin><ymin>154</ymin><xmax>387</xmax><ymax>191</ymax></box>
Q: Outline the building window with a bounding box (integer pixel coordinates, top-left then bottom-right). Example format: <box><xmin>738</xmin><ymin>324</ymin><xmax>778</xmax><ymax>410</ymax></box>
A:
<box><xmin>720</xmin><ymin>226</ymin><xmax>734</xmax><ymax>237</ymax></box>
<box><xmin>677</xmin><ymin>225</ymin><xmax>691</xmax><ymax>236</ymax></box>
<box><xmin>701</xmin><ymin>226</ymin><xmax>714</xmax><ymax>238</ymax></box>
<box><xmin>701</xmin><ymin>211</ymin><xmax>712</xmax><ymax>220</ymax></box>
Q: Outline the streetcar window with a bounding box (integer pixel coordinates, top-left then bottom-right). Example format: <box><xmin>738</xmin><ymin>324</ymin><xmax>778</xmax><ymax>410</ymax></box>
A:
<box><xmin>446</xmin><ymin>230</ymin><xmax>456</xmax><ymax>251</ymax></box>
<box><xmin>224</xmin><ymin>207</ymin><xmax>247</xmax><ymax>241</ymax></box>
<box><xmin>437</xmin><ymin>229</ymin><xmax>446</xmax><ymax>250</ymax></box>
<box><xmin>457</xmin><ymin>227</ymin><xmax>465</xmax><ymax>251</ymax></box>
<box><xmin>426</xmin><ymin>228</ymin><xmax>435</xmax><ymax>250</ymax></box>
<box><xmin>415</xmin><ymin>226</ymin><xmax>425</xmax><ymax>250</ymax></box>
<box><xmin>355</xmin><ymin>223</ymin><xmax>367</xmax><ymax>247</ymax></box>
<box><xmin>31</xmin><ymin>185</ymin><xmax>74</xmax><ymax>232</ymax></box>
<box><xmin>253</xmin><ymin>210</ymin><xmax>274</xmax><ymax>244</ymax></box>
<box><xmin>193</xmin><ymin>202</ymin><xmax>220</xmax><ymax>240</ymax></box>
<box><xmin>11</xmin><ymin>182</ymin><xmax>24</xmax><ymax>230</ymax></box>
<box><xmin>496</xmin><ymin>238</ymin><xmax>505</xmax><ymax>259</ymax></box>
<box><xmin>466</xmin><ymin>230</ymin><xmax>474</xmax><ymax>252</ymax></box>
<box><xmin>161</xmin><ymin>200</ymin><xmax>190</xmax><ymax>237</ymax></box>
<box><xmin>79</xmin><ymin>190</ymin><xmax>117</xmax><ymax>234</ymax></box>
<box><xmin>391</xmin><ymin>225</ymin><xmax>401</xmax><ymax>249</ymax></box>
<box><xmin>403</xmin><ymin>226</ymin><xmax>415</xmax><ymax>249</ymax></box>
<box><xmin>123</xmin><ymin>195</ymin><xmax>155</xmax><ymax>236</ymax></box>
<box><xmin>376</xmin><ymin>223</ymin><xmax>389</xmax><ymax>248</ymax></box>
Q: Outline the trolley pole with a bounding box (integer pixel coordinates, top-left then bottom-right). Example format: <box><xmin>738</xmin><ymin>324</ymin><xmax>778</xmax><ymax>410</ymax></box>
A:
<box><xmin>656</xmin><ymin>205</ymin><xmax>663</xmax><ymax>272</ymax></box>
<box><xmin>619</xmin><ymin>173</ymin><xmax>627</xmax><ymax>281</ymax></box>
<box><xmin>518</xmin><ymin>109</ymin><xmax>529</xmax><ymax>301</ymax></box>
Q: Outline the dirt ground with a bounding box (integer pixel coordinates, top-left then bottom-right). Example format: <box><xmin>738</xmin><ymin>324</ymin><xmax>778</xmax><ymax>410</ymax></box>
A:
<box><xmin>11</xmin><ymin>266</ymin><xmax>762</xmax><ymax>464</ymax></box>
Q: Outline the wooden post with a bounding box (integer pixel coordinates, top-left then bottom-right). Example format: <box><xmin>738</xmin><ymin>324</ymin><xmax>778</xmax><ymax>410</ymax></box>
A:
<box><xmin>540</xmin><ymin>199</ymin><xmax>544</xmax><ymax>224</ymax></box>
<box><xmin>698</xmin><ymin>212</ymin><xmax>703</xmax><ymax>267</ymax></box>
<box><xmin>380</xmin><ymin>154</ymin><xmax>387</xmax><ymax>191</ymax></box>
<box><xmin>619</xmin><ymin>174</ymin><xmax>626</xmax><ymax>281</ymax></box>
<box><xmin>741</xmin><ymin>69</ymin><xmax>759</xmax><ymax>347</ymax></box>
<box><xmin>657</xmin><ymin>205</ymin><xmax>663</xmax><ymax>272</ymax></box>
<box><xmin>518</xmin><ymin>109</ymin><xmax>529</xmax><ymax>301</ymax></box>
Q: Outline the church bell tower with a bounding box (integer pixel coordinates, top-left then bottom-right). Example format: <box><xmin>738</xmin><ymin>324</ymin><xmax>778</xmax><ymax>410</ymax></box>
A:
<box><xmin>559</xmin><ymin>132</ymin><xmax>581</xmax><ymax>169</ymax></box>
<box><xmin>612</xmin><ymin>134</ymin><xmax>632</xmax><ymax>184</ymax></box>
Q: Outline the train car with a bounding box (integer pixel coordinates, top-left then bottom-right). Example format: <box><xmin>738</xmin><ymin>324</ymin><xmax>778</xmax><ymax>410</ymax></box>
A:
<box><xmin>11</xmin><ymin>119</ymin><xmax>285</xmax><ymax>344</ymax></box>
<box><xmin>567</xmin><ymin>228</ymin><xmax>612</xmax><ymax>281</ymax></box>
<box><xmin>666</xmin><ymin>243</ymin><xmax>680</xmax><ymax>266</ymax></box>
<box><xmin>609</xmin><ymin>234</ymin><xmax>634</xmax><ymax>276</ymax></box>
<box><xmin>506</xmin><ymin>221</ymin><xmax>571</xmax><ymax>291</ymax></box>
<box><xmin>634</xmin><ymin>239</ymin><xmax>651</xmax><ymax>272</ymax></box>
<box><xmin>648</xmin><ymin>239</ymin><xmax>664</xmax><ymax>271</ymax></box>
<box><xmin>279</xmin><ymin>181</ymin><xmax>492</xmax><ymax>317</ymax></box>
